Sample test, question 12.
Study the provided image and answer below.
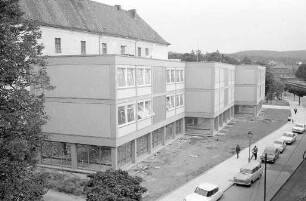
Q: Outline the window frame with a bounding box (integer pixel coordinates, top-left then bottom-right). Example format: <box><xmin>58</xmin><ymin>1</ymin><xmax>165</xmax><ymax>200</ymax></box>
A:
<box><xmin>121</xmin><ymin>45</ymin><xmax>126</xmax><ymax>55</ymax></box>
<box><xmin>55</xmin><ymin>38</ymin><xmax>61</xmax><ymax>53</ymax></box>
<box><xmin>102</xmin><ymin>43</ymin><xmax>107</xmax><ymax>54</ymax></box>
<box><xmin>81</xmin><ymin>41</ymin><xmax>86</xmax><ymax>55</ymax></box>
<box><xmin>117</xmin><ymin>66</ymin><xmax>135</xmax><ymax>88</ymax></box>
<box><xmin>118</xmin><ymin>103</ymin><xmax>136</xmax><ymax>127</ymax></box>
<box><xmin>166</xmin><ymin>95</ymin><xmax>175</xmax><ymax>111</ymax></box>
<box><xmin>137</xmin><ymin>99</ymin><xmax>154</xmax><ymax>120</ymax></box>
<box><xmin>138</xmin><ymin>47</ymin><xmax>142</xmax><ymax>57</ymax></box>
<box><xmin>136</xmin><ymin>67</ymin><xmax>151</xmax><ymax>87</ymax></box>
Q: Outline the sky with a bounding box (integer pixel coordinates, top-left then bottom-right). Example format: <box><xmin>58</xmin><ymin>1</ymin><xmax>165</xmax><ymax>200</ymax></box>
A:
<box><xmin>94</xmin><ymin>0</ymin><xmax>306</xmax><ymax>54</ymax></box>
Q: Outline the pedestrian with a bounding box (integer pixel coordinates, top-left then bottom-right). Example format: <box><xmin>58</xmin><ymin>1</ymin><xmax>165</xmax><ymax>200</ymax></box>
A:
<box><xmin>236</xmin><ymin>144</ymin><xmax>241</xmax><ymax>159</ymax></box>
<box><xmin>251</xmin><ymin>145</ymin><xmax>258</xmax><ymax>160</ymax></box>
<box><xmin>292</xmin><ymin>118</ymin><xmax>294</xmax><ymax>124</ymax></box>
<box><xmin>288</xmin><ymin>115</ymin><xmax>291</xmax><ymax>123</ymax></box>
<box><xmin>294</xmin><ymin>108</ymin><xmax>297</xmax><ymax>114</ymax></box>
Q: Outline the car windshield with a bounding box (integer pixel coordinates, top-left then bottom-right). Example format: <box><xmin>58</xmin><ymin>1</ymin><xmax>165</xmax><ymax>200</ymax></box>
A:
<box><xmin>194</xmin><ymin>187</ymin><xmax>209</xmax><ymax>197</ymax></box>
<box><xmin>295</xmin><ymin>124</ymin><xmax>303</xmax><ymax>128</ymax></box>
<box><xmin>264</xmin><ymin>148</ymin><xmax>275</xmax><ymax>155</ymax></box>
<box><xmin>283</xmin><ymin>133</ymin><xmax>293</xmax><ymax>137</ymax></box>
<box><xmin>274</xmin><ymin>141</ymin><xmax>283</xmax><ymax>145</ymax></box>
<box><xmin>240</xmin><ymin>168</ymin><xmax>252</xmax><ymax>174</ymax></box>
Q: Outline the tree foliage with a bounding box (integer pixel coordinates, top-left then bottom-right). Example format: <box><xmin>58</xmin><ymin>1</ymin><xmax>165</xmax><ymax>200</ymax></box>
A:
<box><xmin>84</xmin><ymin>169</ymin><xmax>147</xmax><ymax>201</ymax></box>
<box><xmin>285</xmin><ymin>83</ymin><xmax>306</xmax><ymax>105</ymax></box>
<box><xmin>295</xmin><ymin>64</ymin><xmax>306</xmax><ymax>80</ymax></box>
<box><xmin>0</xmin><ymin>0</ymin><xmax>53</xmax><ymax>200</ymax></box>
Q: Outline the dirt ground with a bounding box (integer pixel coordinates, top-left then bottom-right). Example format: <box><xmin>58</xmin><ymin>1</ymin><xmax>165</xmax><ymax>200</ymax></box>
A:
<box><xmin>129</xmin><ymin>106</ymin><xmax>290</xmax><ymax>201</ymax></box>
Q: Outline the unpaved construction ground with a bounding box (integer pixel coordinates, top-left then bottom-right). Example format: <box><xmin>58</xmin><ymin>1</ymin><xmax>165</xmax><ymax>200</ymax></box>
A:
<box><xmin>129</xmin><ymin>106</ymin><xmax>290</xmax><ymax>201</ymax></box>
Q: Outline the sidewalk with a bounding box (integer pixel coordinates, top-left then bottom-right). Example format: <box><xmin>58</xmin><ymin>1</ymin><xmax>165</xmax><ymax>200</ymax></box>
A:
<box><xmin>159</xmin><ymin>98</ymin><xmax>306</xmax><ymax>201</ymax></box>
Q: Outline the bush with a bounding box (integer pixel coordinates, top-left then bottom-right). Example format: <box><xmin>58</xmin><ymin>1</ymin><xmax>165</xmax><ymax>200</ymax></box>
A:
<box><xmin>84</xmin><ymin>169</ymin><xmax>147</xmax><ymax>201</ymax></box>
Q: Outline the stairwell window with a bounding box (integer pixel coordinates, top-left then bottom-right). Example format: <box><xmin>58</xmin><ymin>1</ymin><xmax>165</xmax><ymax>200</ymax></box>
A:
<box><xmin>81</xmin><ymin>41</ymin><xmax>86</xmax><ymax>55</ymax></box>
<box><xmin>55</xmin><ymin>38</ymin><xmax>61</xmax><ymax>53</ymax></box>
<box><xmin>102</xmin><ymin>43</ymin><xmax>107</xmax><ymax>54</ymax></box>
<box><xmin>121</xmin><ymin>45</ymin><xmax>126</xmax><ymax>55</ymax></box>
<box><xmin>138</xmin><ymin>47</ymin><xmax>141</xmax><ymax>57</ymax></box>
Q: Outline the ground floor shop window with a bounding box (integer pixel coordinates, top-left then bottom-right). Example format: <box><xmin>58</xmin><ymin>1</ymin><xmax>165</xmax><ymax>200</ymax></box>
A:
<box><xmin>77</xmin><ymin>145</ymin><xmax>111</xmax><ymax>170</ymax></box>
<box><xmin>152</xmin><ymin>128</ymin><xmax>163</xmax><ymax>148</ymax></box>
<box><xmin>118</xmin><ymin>142</ymin><xmax>132</xmax><ymax>167</ymax></box>
<box><xmin>176</xmin><ymin>119</ymin><xmax>182</xmax><ymax>134</ymax></box>
<box><xmin>137</xmin><ymin>134</ymin><xmax>149</xmax><ymax>157</ymax></box>
<box><xmin>41</xmin><ymin>141</ymin><xmax>71</xmax><ymax>167</ymax></box>
<box><xmin>166</xmin><ymin>123</ymin><xmax>174</xmax><ymax>141</ymax></box>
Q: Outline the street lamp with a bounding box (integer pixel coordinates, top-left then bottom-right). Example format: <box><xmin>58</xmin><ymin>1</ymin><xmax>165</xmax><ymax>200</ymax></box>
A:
<box><xmin>248</xmin><ymin>130</ymin><xmax>253</xmax><ymax>162</ymax></box>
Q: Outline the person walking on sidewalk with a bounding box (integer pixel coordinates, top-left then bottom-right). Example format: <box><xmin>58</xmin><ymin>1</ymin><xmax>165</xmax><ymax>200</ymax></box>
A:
<box><xmin>251</xmin><ymin>145</ymin><xmax>258</xmax><ymax>160</ymax></box>
<box><xmin>288</xmin><ymin>115</ymin><xmax>291</xmax><ymax>123</ymax></box>
<box><xmin>294</xmin><ymin>108</ymin><xmax>297</xmax><ymax>114</ymax></box>
<box><xmin>236</xmin><ymin>144</ymin><xmax>241</xmax><ymax>159</ymax></box>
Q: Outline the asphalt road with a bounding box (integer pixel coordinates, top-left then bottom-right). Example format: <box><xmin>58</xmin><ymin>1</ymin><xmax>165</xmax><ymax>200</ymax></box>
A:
<box><xmin>221</xmin><ymin>131</ymin><xmax>306</xmax><ymax>201</ymax></box>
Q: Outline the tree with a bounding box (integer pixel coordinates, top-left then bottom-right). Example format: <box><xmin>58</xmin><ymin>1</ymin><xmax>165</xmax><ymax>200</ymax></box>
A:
<box><xmin>0</xmin><ymin>0</ymin><xmax>53</xmax><ymax>200</ymax></box>
<box><xmin>295</xmin><ymin>64</ymin><xmax>306</xmax><ymax>80</ymax></box>
<box><xmin>84</xmin><ymin>169</ymin><xmax>147</xmax><ymax>201</ymax></box>
<box><xmin>285</xmin><ymin>83</ymin><xmax>306</xmax><ymax>105</ymax></box>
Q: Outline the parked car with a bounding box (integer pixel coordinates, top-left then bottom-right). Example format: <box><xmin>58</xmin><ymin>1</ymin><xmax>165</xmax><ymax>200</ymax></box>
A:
<box><xmin>281</xmin><ymin>132</ymin><xmax>297</xmax><ymax>144</ymax></box>
<box><xmin>273</xmin><ymin>139</ymin><xmax>287</xmax><ymax>153</ymax></box>
<box><xmin>183</xmin><ymin>183</ymin><xmax>223</xmax><ymax>201</ymax></box>
<box><xmin>292</xmin><ymin>123</ymin><xmax>306</xmax><ymax>134</ymax></box>
<box><xmin>233</xmin><ymin>161</ymin><xmax>263</xmax><ymax>186</ymax></box>
<box><xmin>260</xmin><ymin>146</ymin><xmax>280</xmax><ymax>163</ymax></box>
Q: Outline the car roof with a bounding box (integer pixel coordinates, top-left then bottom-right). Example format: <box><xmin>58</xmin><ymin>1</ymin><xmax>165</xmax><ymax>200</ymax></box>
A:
<box><xmin>274</xmin><ymin>139</ymin><xmax>285</xmax><ymax>142</ymax></box>
<box><xmin>241</xmin><ymin>161</ymin><xmax>261</xmax><ymax>169</ymax></box>
<box><xmin>295</xmin><ymin>123</ymin><xmax>304</xmax><ymax>126</ymax></box>
<box><xmin>197</xmin><ymin>183</ymin><xmax>218</xmax><ymax>191</ymax></box>
<box><xmin>283</xmin><ymin>131</ymin><xmax>294</xmax><ymax>135</ymax></box>
<box><xmin>265</xmin><ymin>146</ymin><xmax>277</xmax><ymax>151</ymax></box>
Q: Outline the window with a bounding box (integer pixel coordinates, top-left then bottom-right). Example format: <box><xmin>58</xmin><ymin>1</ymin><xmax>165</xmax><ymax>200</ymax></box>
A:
<box><xmin>118</xmin><ymin>104</ymin><xmax>135</xmax><ymax>126</ymax></box>
<box><xmin>166</xmin><ymin>68</ymin><xmax>177</xmax><ymax>84</ymax></box>
<box><xmin>137</xmin><ymin>134</ymin><xmax>149</xmax><ymax>157</ymax></box>
<box><xmin>145</xmin><ymin>48</ymin><xmax>149</xmax><ymax>56</ymax></box>
<box><xmin>102</xmin><ymin>43</ymin><xmax>107</xmax><ymax>54</ymax></box>
<box><xmin>81</xmin><ymin>41</ymin><xmax>86</xmax><ymax>55</ymax></box>
<box><xmin>117</xmin><ymin>67</ymin><xmax>135</xmax><ymax>88</ymax></box>
<box><xmin>152</xmin><ymin>128</ymin><xmax>163</xmax><ymax>148</ymax></box>
<box><xmin>41</xmin><ymin>141</ymin><xmax>71</xmax><ymax>167</ymax></box>
<box><xmin>121</xmin><ymin>45</ymin><xmax>126</xmax><ymax>55</ymax></box>
<box><xmin>55</xmin><ymin>38</ymin><xmax>61</xmax><ymax>53</ymax></box>
<box><xmin>136</xmin><ymin>67</ymin><xmax>151</xmax><ymax>86</ymax></box>
<box><xmin>117</xmin><ymin>142</ymin><xmax>132</xmax><ymax>167</ymax></box>
<box><xmin>176</xmin><ymin>69</ymin><xmax>184</xmax><ymax>82</ymax></box>
<box><xmin>176</xmin><ymin>119</ymin><xmax>182</xmax><ymax>134</ymax></box>
<box><xmin>138</xmin><ymin>47</ymin><xmax>141</xmax><ymax>57</ymax></box>
<box><xmin>175</xmin><ymin>94</ymin><xmax>184</xmax><ymax>107</ymax></box>
<box><xmin>166</xmin><ymin>123</ymin><xmax>174</xmax><ymax>140</ymax></box>
<box><xmin>138</xmin><ymin>100</ymin><xmax>154</xmax><ymax>120</ymax></box>
<box><xmin>166</xmin><ymin>95</ymin><xmax>175</xmax><ymax>110</ymax></box>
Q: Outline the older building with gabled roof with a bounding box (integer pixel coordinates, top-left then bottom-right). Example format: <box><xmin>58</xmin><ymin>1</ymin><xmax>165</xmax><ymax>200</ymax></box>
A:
<box><xmin>19</xmin><ymin>0</ymin><xmax>170</xmax><ymax>58</ymax></box>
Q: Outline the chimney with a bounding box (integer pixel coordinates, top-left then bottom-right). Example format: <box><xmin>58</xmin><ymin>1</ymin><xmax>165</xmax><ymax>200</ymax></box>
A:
<box><xmin>129</xmin><ymin>9</ymin><xmax>137</xmax><ymax>18</ymax></box>
<box><xmin>114</xmin><ymin>5</ymin><xmax>121</xmax><ymax>10</ymax></box>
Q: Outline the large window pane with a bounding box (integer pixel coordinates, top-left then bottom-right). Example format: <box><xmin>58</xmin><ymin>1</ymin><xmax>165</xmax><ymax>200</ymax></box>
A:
<box><xmin>145</xmin><ymin>69</ymin><xmax>151</xmax><ymax>85</ymax></box>
<box><xmin>77</xmin><ymin>145</ymin><xmax>88</xmax><ymax>168</ymax></box>
<box><xmin>152</xmin><ymin>128</ymin><xmax>163</xmax><ymax>148</ymax></box>
<box><xmin>117</xmin><ymin>68</ymin><xmax>126</xmax><ymax>87</ymax></box>
<box><xmin>118</xmin><ymin>106</ymin><xmax>126</xmax><ymax>125</ymax></box>
<box><xmin>176</xmin><ymin>119</ymin><xmax>182</xmax><ymax>134</ymax></box>
<box><xmin>166</xmin><ymin>69</ymin><xmax>171</xmax><ymax>83</ymax></box>
<box><xmin>166</xmin><ymin>123</ymin><xmax>174</xmax><ymax>141</ymax></box>
<box><xmin>137</xmin><ymin>68</ymin><xmax>144</xmax><ymax>85</ymax></box>
<box><xmin>117</xmin><ymin>142</ymin><xmax>132</xmax><ymax>167</ymax></box>
<box><xmin>181</xmin><ymin>70</ymin><xmax>184</xmax><ymax>81</ymax></box>
<box><xmin>101</xmin><ymin>147</ymin><xmax>111</xmax><ymax>166</ymax></box>
<box><xmin>127</xmin><ymin>104</ymin><xmax>135</xmax><ymax>123</ymax></box>
<box><xmin>138</xmin><ymin>102</ymin><xmax>146</xmax><ymax>119</ymax></box>
<box><xmin>137</xmin><ymin>135</ymin><xmax>148</xmax><ymax>157</ymax></box>
<box><xmin>41</xmin><ymin>141</ymin><xmax>71</xmax><ymax>167</ymax></box>
<box><xmin>180</xmin><ymin>94</ymin><xmax>184</xmax><ymax>106</ymax></box>
<box><xmin>171</xmin><ymin>70</ymin><xmax>175</xmax><ymax>82</ymax></box>
<box><xmin>127</xmin><ymin>68</ymin><xmax>134</xmax><ymax>86</ymax></box>
<box><xmin>176</xmin><ymin>70</ymin><xmax>180</xmax><ymax>82</ymax></box>
<box><xmin>176</xmin><ymin>95</ymin><xmax>180</xmax><ymax>107</ymax></box>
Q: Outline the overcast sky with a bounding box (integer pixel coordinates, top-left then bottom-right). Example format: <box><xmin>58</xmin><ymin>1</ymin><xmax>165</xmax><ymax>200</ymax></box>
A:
<box><xmin>94</xmin><ymin>0</ymin><xmax>306</xmax><ymax>54</ymax></box>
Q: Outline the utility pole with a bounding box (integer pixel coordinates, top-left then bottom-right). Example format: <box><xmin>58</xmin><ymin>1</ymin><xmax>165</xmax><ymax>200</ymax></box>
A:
<box><xmin>264</xmin><ymin>153</ymin><xmax>267</xmax><ymax>201</ymax></box>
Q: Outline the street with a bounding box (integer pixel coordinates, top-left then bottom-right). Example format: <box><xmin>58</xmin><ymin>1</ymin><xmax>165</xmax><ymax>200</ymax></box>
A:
<box><xmin>221</xmin><ymin>131</ymin><xmax>306</xmax><ymax>201</ymax></box>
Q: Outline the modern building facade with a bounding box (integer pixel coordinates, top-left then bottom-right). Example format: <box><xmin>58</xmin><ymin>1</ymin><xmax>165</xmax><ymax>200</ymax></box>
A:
<box><xmin>235</xmin><ymin>65</ymin><xmax>265</xmax><ymax>115</ymax></box>
<box><xmin>185</xmin><ymin>62</ymin><xmax>235</xmax><ymax>135</ymax></box>
<box><xmin>19</xmin><ymin>0</ymin><xmax>265</xmax><ymax>172</ymax></box>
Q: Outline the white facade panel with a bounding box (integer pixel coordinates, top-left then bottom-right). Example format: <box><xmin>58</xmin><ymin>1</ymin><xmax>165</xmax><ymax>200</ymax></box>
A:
<box><xmin>118</xmin><ymin>123</ymin><xmax>137</xmax><ymax>138</ymax></box>
<box><xmin>137</xmin><ymin>118</ymin><xmax>152</xmax><ymax>130</ymax></box>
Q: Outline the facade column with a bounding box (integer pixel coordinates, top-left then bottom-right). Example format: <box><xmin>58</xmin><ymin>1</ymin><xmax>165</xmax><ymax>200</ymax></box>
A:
<box><xmin>215</xmin><ymin>116</ymin><xmax>219</xmax><ymax>131</ymax></box>
<box><xmin>131</xmin><ymin>139</ymin><xmax>137</xmax><ymax>163</ymax></box>
<box><xmin>111</xmin><ymin>147</ymin><xmax>118</xmax><ymax>170</ymax></box>
<box><xmin>173</xmin><ymin>121</ymin><xmax>177</xmax><ymax>139</ymax></box>
<box><xmin>148</xmin><ymin>132</ymin><xmax>152</xmax><ymax>154</ymax></box>
<box><xmin>182</xmin><ymin>118</ymin><xmax>185</xmax><ymax>134</ymax></box>
<box><xmin>162</xmin><ymin>126</ymin><xmax>166</xmax><ymax>146</ymax></box>
<box><xmin>70</xmin><ymin>143</ymin><xmax>78</xmax><ymax>170</ymax></box>
<box><xmin>209</xmin><ymin>118</ymin><xmax>215</xmax><ymax>135</ymax></box>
